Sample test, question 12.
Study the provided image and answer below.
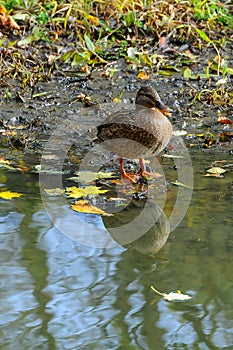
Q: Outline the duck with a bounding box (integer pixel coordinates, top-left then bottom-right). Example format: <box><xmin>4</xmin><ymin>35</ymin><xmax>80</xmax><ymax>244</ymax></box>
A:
<box><xmin>96</xmin><ymin>86</ymin><xmax>173</xmax><ymax>183</ymax></box>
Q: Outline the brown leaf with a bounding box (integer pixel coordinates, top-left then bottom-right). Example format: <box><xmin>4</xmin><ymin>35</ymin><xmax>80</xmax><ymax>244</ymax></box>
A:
<box><xmin>0</xmin><ymin>5</ymin><xmax>20</xmax><ymax>30</ymax></box>
<box><xmin>71</xmin><ymin>200</ymin><xmax>113</xmax><ymax>216</ymax></box>
<box><xmin>158</xmin><ymin>36</ymin><xmax>167</xmax><ymax>48</ymax></box>
<box><xmin>219</xmin><ymin>132</ymin><xmax>233</xmax><ymax>142</ymax></box>
<box><xmin>217</xmin><ymin>115</ymin><xmax>233</xmax><ymax>125</ymax></box>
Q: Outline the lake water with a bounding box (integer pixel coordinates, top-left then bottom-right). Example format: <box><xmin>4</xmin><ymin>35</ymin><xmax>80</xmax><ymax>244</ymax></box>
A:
<box><xmin>0</xmin><ymin>146</ymin><xmax>233</xmax><ymax>349</ymax></box>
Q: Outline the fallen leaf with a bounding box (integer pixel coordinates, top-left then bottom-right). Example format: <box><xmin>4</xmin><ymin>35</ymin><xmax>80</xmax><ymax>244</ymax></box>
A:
<box><xmin>113</xmin><ymin>97</ymin><xmax>121</xmax><ymax>103</ymax></box>
<box><xmin>216</xmin><ymin>78</ymin><xmax>228</xmax><ymax>86</ymax></box>
<box><xmin>183</xmin><ymin>49</ymin><xmax>197</xmax><ymax>60</ymax></box>
<box><xmin>203</xmin><ymin>137</ymin><xmax>217</xmax><ymax>148</ymax></box>
<box><xmin>80</xmin><ymin>65</ymin><xmax>91</xmax><ymax>74</ymax></box>
<box><xmin>33</xmin><ymin>165</ymin><xmax>62</xmax><ymax>174</ymax></box>
<box><xmin>158</xmin><ymin>36</ymin><xmax>167</xmax><ymax>48</ymax></box>
<box><xmin>219</xmin><ymin>132</ymin><xmax>233</xmax><ymax>142</ymax></box>
<box><xmin>204</xmin><ymin>173</ymin><xmax>224</xmax><ymax>178</ymax></box>
<box><xmin>137</xmin><ymin>71</ymin><xmax>149</xmax><ymax>80</ymax></box>
<box><xmin>171</xmin><ymin>181</ymin><xmax>192</xmax><ymax>189</ymax></box>
<box><xmin>66</xmin><ymin>185</ymin><xmax>109</xmax><ymax>198</ymax></box>
<box><xmin>109</xmin><ymin>197</ymin><xmax>127</xmax><ymax>201</ymax></box>
<box><xmin>217</xmin><ymin>115</ymin><xmax>233</xmax><ymax>125</ymax></box>
<box><xmin>162</xmin><ymin>154</ymin><xmax>184</xmax><ymax>159</ymax></box>
<box><xmin>0</xmin><ymin>5</ymin><xmax>20</xmax><ymax>30</ymax></box>
<box><xmin>87</xmin><ymin>15</ymin><xmax>100</xmax><ymax>26</ymax></box>
<box><xmin>183</xmin><ymin>67</ymin><xmax>192</xmax><ymax>79</ymax></box>
<box><xmin>207</xmin><ymin>167</ymin><xmax>226</xmax><ymax>175</ymax></box>
<box><xmin>0</xmin><ymin>159</ymin><xmax>17</xmax><ymax>171</ymax></box>
<box><xmin>0</xmin><ymin>190</ymin><xmax>23</xmax><ymax>199</ymax></box>
<box><xmin>75</xmin><ymin>93</ymin><xmax>92</xmax><ymax>105</ymax></box>
<box><xmin>213</xmin><ymin>55</ymin><xmax>225</xmax><ymax>66</ymax></box>
<box><xmin>151</xmin><ymin>286</ymin><xmax>191</xmax><ymax>302</ymax></box>
<box><xmin>2</xmin><ymin>130</ymin><xmax>17</xmax><ymax>136</ymax></box>
<box><xmin>0</xmin><ymin>158</ymin><xmax>11</xmax><ymax>165</ymax></box>
<box><xmin>71</xmin><ymin>200</ymin><xmax>113</xmax><ymax>216</ymax></box>
<box><xmin>172</xmin><ymin>130</ymin><xmax>187</xmax><ymax>136</ymax></box>
<box><xmin>78</xmin><ymin>171</ymin><xmax>115</xmax><ymax>182</ymax></box>
<box><xmin>43</xmin><ymin>188</ymin><xmax>65</xmax><ymax>196</ymax></box>
<box><xmin>109</xmin><ymin>179</ymin><xmax>123</xmax><ymax>185</ymax></box>
<box><xmin>48</xmin><ymin>54</ymin><xmax>57</xmax><ymax>65</ymax></box>
<box><xmin>211</xmin><ymin>160</ymin><xmax>233</xmax><ymax>169</ymax></box>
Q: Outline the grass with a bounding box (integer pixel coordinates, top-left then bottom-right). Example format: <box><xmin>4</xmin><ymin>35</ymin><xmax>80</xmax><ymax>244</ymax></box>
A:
<box><xmin>0</xmin><ymin>0</ymin><xmax>232</xmax><ymax>103</ymax></box>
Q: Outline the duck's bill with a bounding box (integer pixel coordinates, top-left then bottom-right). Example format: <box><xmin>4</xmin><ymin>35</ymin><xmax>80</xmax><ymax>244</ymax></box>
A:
<box><xmin>161</xmin><ymin>109</ymin><xmax>172</xmax><ymax>117</ymax></box>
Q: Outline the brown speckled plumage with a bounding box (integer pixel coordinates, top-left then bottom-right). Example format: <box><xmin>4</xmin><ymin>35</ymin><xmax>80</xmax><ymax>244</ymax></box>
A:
<box><xmin>97</xmin><ymin>86</ymin><xmax>173</xmax><ymax>182</ymax></box>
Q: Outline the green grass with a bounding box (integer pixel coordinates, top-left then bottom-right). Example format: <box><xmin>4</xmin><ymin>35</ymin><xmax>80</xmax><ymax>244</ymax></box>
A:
<box><xmin>0</xmin><ymin>0</ymin><xmax>232</xmax><ymax>101</ymax></box>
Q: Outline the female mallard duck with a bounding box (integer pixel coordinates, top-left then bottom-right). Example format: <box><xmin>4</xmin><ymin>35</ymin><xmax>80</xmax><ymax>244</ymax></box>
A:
<box><xmin>97</xmin><ymin>86</ymin><xmax>172</xmax><ymax>183</ymax></box>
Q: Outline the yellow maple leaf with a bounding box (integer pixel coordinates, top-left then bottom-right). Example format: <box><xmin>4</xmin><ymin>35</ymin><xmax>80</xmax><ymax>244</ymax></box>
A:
<box><xmin>66</xmin><ymin>185</ymin><xmax>108</xmax><ymax>199</ymax></box>
<box><xmin>0</xmin><ymin>191</ymin><xmax>23</xmax><ymax>200</ymax></box>
<box><xmin>71</xmin><ymin>200</ymin><xmax>113</xmax><ymax>216</ymax></box>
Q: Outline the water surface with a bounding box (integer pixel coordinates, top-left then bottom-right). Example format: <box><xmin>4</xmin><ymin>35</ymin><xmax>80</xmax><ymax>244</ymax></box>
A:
<box><xmin>0</xmin><ymin>148</ymin><xmax>233</xmax><ymax>350</ymax></box>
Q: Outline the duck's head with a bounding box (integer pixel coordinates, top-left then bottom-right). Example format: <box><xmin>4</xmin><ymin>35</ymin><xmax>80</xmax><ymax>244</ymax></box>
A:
<box><xmin>135</xmin><ymin>86</ymin><xmax>171</xmax><ymax>117</ymax></box>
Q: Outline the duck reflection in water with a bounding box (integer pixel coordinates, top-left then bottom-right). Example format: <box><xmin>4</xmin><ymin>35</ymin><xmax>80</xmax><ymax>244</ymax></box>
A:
<box><xmin>103</xmin><ymin>195</ymin><xmax>170</xmax><ymax>257</ymax></box>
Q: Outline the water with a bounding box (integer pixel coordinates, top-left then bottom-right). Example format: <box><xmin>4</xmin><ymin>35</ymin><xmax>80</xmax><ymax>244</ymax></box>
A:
<box><xmin>0</xmin><ymin>149</ymin><xmax>233</xmax><ymax>350</ymax></box>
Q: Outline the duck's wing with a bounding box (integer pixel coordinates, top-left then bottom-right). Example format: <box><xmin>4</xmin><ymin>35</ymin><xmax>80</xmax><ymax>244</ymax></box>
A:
<box><xmin>97</xmin><ymin>110</ymin><xmax>136</xmax><ymax>141</ymax></box>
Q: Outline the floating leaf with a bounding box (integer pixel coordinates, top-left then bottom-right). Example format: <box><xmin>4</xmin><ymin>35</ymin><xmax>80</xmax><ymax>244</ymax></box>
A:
<box><xmin>151</xmin><ymin>286</ymin><xmax>191</xmax><ymax>302</ymax></box>
<box><xmin>109</xmin><ymin>197</ymin><xmax>127</xmax><ymax>201</ymax></box>
<box><xmin>171</xmin><ymin>181</ymin><xmax>192</xmax><ymax>189</ymax></box>
<box><xmin>204</xmin><ymin>166</ymin><xmax>226</xmax><ymax>177</ymax></box>
<box><xmin>66</xmin><ymin>185</ymin><xmax>109</xmax><ymax>198</ymax></box>
<box><xmin>162</xmin><ymin>154</ymin><xmax>184</xmax><ymax>159</ymax></box>
<box><xmin>206</xmin><ymin>167</ymin><xmax>226</xmax><ymax>175</ymax></box>
<box><xmin>33</xmin><ymin>165</ymin><xmax>62</xmax><ymax>175</ymax></box>
<box><xmin>43</xmin><ymin>188</ymin><xmax>65</xmax><ymax>196</ymax></box>
<box><xmin>71</xmin><ymin>200</ymin><xmax>113</xmax><ymax>216</ymax></box>
<box><xmin>0</xmin><ymin>191</ymin><xmax>23</xmax><ymax>200</ymax></box>
<box><xmin>77</xmin><ymin>171</ymin><xmax>115</xmax><ymax>182</ymax></box>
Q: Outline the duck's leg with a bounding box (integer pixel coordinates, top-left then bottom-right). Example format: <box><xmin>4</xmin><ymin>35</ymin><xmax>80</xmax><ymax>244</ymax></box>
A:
<box><xmin>139</xmin><ymin>158</ymin><xmax>163</xmax><ymax>178</ymax></box>
<box><xmin>119</xmin><ymin>158</ymin><xmax>139</xmax><ymax>184</ymax></box>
